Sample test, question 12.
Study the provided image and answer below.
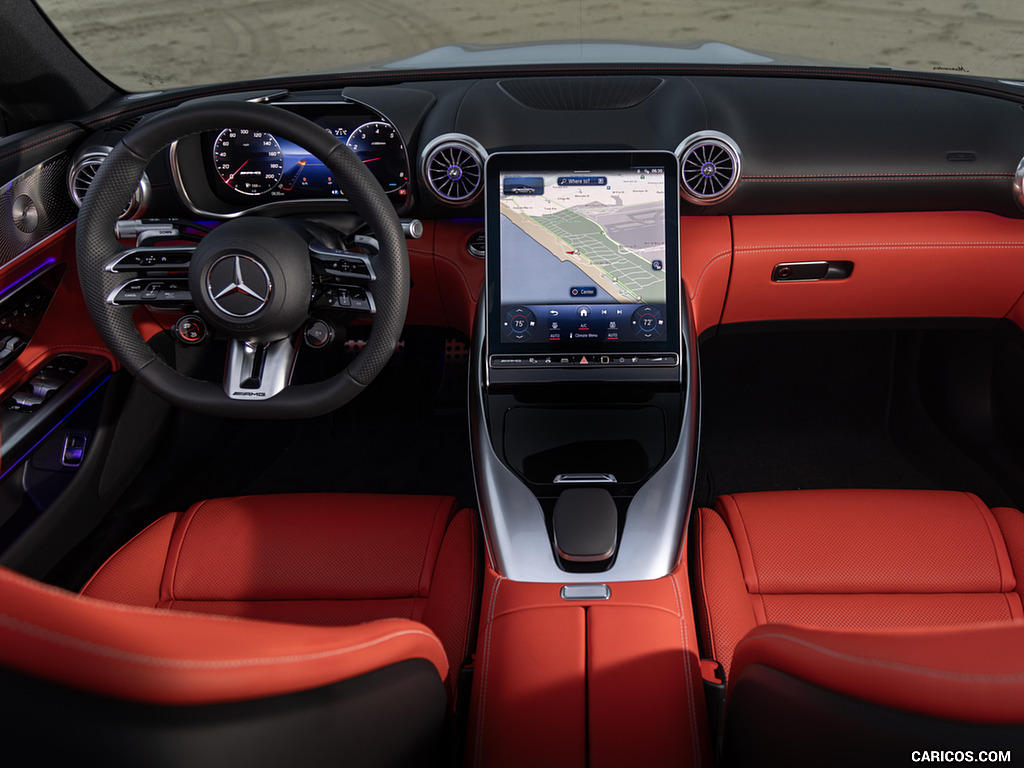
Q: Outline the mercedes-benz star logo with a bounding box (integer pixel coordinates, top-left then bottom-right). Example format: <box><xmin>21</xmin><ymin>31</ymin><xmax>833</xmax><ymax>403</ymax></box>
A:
<box><xmin>206</xmin><ymin>254</ymin><xmax>272</xmax><ymax>318</ymax></box>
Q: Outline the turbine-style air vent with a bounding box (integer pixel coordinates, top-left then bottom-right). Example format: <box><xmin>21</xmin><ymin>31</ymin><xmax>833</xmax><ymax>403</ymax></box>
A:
<box><xmin>422</xmin><ymin>135</ymin><xmax>486</xmax><ymax>206</ymax></box>
<box><xmin>676</xmin><ymin>131</ymin><xmax>741</xmax><ymax>205</ymax></box>
<box><xmin>68</xmin><ymin>146</ymin><xmax>149</xmax><ymax>219</ymax></box>
<box><xmin>1014</xmin><ymin>156</ymin><xmax>1024</xmax><ymax>211</ymax></box>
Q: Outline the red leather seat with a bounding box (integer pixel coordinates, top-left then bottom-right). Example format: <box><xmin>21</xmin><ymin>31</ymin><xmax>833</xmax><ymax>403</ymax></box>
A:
<box><xmin>0</xmin><ymin>493</ymin><xmax>480</xmax><ymax>767</ymax></box>
<box><xmin>695</xmin><ymin>489</ymin><xmax>1024</xmax><ymax>764</ymax></box>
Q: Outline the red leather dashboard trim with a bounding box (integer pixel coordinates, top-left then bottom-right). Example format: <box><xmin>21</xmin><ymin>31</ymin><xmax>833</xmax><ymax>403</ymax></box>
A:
<box><xmin>406</xmin><ymin>220</ymin><xmax>448</xmax><ymax>327</ymax></box>
<box><xmin>680</xmin><ymin>216</ymin><xmax>732</xmax><ymax>336</ymax></box>
<box><xmin>432</xmin><ymin>220</ymin><xmax>484</xmax><ymax>337</ymax></box>
<box><xmin>0</xmin><ymin>565</ymin><xmax>448</xmax><ymax>706</ymax></box>
<box><xmin>731</xmin><ymin>622</ymin><xmax>1024</xmax><ymax>724</ymax></box>
<box><xmin>723</xmin><ymin>211</ymin><xmax>1024</xmax><ymax>325</ymax></box>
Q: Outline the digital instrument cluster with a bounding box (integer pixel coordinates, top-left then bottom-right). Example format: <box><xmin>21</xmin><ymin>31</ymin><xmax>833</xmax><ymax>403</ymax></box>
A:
<box><xmin>205</xmin><ymin>110</ymin><xmax>409</xmax><ymax>204</ymax></box>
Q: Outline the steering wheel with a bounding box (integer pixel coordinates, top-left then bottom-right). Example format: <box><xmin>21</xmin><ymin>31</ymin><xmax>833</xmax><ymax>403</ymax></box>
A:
<box><xmin>76</xmin><ymin>100</ymin><xmax>409</xmax><ymax>418</ymax></box>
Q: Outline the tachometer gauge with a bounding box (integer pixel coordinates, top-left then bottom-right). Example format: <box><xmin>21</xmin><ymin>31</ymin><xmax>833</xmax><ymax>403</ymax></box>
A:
<box><xmin>345</xmin><ymin>121</ymin><xmax>409</xmax><ymax>194</ymax></box>
<box><xmin>213</xmin><ymin>129</ymin><xmax>284</xmax><ymax>195</ymax></box>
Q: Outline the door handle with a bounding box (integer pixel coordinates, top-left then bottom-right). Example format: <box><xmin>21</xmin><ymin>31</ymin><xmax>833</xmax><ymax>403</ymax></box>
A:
<box><xmin>772</xmin><ymin>261</ymin><xmax>854</xmax><ymax>282</ymax></box>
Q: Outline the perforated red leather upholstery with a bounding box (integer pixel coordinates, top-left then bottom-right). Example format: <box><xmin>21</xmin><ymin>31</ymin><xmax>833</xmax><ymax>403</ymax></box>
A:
<box><xmin>0</xmin><ymin>564</ymin><xmax>448</xmax><ymax>706</ymax></box>
<box><xmin>697</xmin><ymin>489</ymin><xmax>1024</xmax><ymax>762</ymax></box>
<box><xmin>695</xmin><ymin>489</ymin><xmax>1024</xmax><ymax>679</ymax></box>
<box><xmin>82</xmin><ymin>493</ymin><xmax>481</xmax><ymax>700</ymax></box>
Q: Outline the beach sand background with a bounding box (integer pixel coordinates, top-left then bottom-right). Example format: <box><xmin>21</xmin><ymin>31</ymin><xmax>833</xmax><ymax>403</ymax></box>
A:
<box><xmin>34</xmin><ymin>0</ymin><xmax>1024</xmax><ymax>90</ymax></box>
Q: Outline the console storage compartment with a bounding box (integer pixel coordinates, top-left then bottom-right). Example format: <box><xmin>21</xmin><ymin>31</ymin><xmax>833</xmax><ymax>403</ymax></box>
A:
<box><xmin>503</xmin><ymin>405</ymin><xmax>667</xmax><ymax>485</ymax></box>
<box><xmin>465</xmin><ymin>567</ymin><xmax>711</xmax><ymax>768</ymax></box>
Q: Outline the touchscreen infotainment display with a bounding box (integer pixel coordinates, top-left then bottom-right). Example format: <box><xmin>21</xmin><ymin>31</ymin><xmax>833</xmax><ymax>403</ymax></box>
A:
<box><xmin>486</xmin><ymin>151</ymin><xmax>679</xmax><ymax>360</ymax></box>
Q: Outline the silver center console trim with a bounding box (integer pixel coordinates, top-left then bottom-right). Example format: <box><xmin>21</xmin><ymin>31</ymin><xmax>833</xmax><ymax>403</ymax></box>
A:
<box><xmin>469</xmin><ymin>297</ymin><xmax>699</xmax><ymax>583</ymax></box>
<box><xmin>561</xmin><ymin>584</ymin><xmax>611</xmax><ymax>601</ymax></box>
<box><xmin>553</xmin><ymin>473</ymin><xmax>617</xmax><ymax>484</ymax></box>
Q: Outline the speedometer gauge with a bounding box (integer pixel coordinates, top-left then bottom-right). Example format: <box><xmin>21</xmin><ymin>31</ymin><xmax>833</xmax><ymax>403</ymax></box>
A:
<box><xmin>213</xmin><ymin>129</ymin><xmax>284</xmax><ymax>195</ymax></box>
<box><xmin>345</xmin><ymin>121</ymin><xmax>409</xmax><ymax>193</ymax></box>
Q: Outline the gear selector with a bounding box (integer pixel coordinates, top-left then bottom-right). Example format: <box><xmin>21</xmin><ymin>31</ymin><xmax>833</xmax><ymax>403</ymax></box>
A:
<box><xmin>552</xmin><ymin>488</ymin><xmax>619</xmax><ymax>566</ymax></box>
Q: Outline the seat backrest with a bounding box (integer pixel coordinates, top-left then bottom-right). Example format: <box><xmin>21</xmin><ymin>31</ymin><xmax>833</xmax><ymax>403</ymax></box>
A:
<box><xmin>0</xmin><ymin>565</ymin><xmax>449</xmax><ymax>766</ymax></box>
<box><xmin>724</xmin><ymin>623</ymin><xmax>1024</xmax><ymax>766</ymax></box>
<box><xmin>695</xmin><ymin>489</ymin><xmax>1024</xmax><ymax>679</ymax></box>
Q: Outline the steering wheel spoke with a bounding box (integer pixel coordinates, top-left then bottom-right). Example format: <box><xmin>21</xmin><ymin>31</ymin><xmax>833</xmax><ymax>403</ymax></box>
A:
<box><xmin>225</xmin><ymin>337</ymin><xmax>299</xmax><ymax>400</ymax></box>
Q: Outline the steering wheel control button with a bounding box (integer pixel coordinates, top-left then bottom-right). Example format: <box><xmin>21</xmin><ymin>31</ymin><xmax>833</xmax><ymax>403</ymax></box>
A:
<box><xmin>174</xmin><ymin>315</ymin><xmax>208</xmax><ymax>345</ymax></box>
<box><xmin>321</xmin><ymin>286</ymin><xmax>375</xmax><ymax>313</ymax></box>
<box><xmin>304</xmin><ymin>320</ymin><xmax>334</xmax><ymax>348</ymax></box>
<box><xmin>111</xmin><ymin>245</ymin><xmax>195</xmax><ymax>272</ymax></box>
<box><xmin>330</xmin><ymin>287</ymin><xmax>352</xmax><ymax>308</ymax></box>
<box><xmin>310</xmin><ymin>244</ymin><xmax>376</xmax><ymax>283</ymax></box>
<box><xmin>110</xmin><ymin>279</ymin><xmax>191</xmax><ymax>306</ymax></box>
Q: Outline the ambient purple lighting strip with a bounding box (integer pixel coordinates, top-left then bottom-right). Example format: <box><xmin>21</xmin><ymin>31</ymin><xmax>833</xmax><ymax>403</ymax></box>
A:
<box><xmin>0</xmin><ymin>257</ymin><xmax>58</xmax><ymax>303</ymax></box>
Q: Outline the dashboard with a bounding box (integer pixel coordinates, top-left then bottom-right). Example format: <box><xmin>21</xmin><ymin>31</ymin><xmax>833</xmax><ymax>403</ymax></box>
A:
<box><xmin>116</xmin><ymin>73</ymin><xmax>1024</xmax><ymax>229</ymax></box>
<box><xmin>4</xmin><ymin>67</ymin><xmax>1024</xmax><ymax>350</ymax></box>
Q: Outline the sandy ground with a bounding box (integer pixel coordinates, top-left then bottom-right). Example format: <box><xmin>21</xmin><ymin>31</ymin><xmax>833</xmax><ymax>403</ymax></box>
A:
<box><xmin>35</xmin><ymin>0</ymin><xmax>1024</xmax><ymax>90</ymax></box>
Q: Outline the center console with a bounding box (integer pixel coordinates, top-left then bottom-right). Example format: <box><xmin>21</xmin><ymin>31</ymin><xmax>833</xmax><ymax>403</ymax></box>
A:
<box><xmin>466</xmin><ymin>151</ymin><xmax>709</xmax><ymax>767</ymax></box>
<box><xmin>471</xmin><ymin>150</ymin><xmax>697</xmax><ymax>583</ymax></box>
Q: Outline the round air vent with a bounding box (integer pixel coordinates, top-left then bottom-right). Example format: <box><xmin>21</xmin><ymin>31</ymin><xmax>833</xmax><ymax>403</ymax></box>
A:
<box><xmin>422</xmin><ymin>134</ymin><xmax>486</xmax><ymax>206</ymax></box>
<box><xmin>1014</xmin><ymin>156</ymin><xmax>1024</xmax><ymax>211</ymax></box>
<box><xmin>68</xmin><ymin>146</ymin><xmax>150</xmax><ymax>219</ymax></box>
<box><xmin>676</xmin><ymin>131</ymin><xmax>741</xmax><ymax>205</ymax></box>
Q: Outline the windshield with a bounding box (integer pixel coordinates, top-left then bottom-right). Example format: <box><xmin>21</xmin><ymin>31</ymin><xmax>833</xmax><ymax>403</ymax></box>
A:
<box><xmin>36</xmin><ymin>0</ymin><xmax>1024</xmax><ymax>91</ymax></box>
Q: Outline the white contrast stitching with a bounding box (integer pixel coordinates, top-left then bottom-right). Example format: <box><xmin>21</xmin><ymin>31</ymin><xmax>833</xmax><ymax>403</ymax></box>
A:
<box><xmin>735</xmin><ymin>242</ymin><xmax>1024</xmax><ymax>254</ymax></box>
<box><xmin>743</xmin><ymin>173</ymin><xmax>1012</xmax><ymax>181</ymax></box>
<box><xmin>473</xmin><ymin>575</ymin><xmax>503</xmax><ymax>768</ymax></box>
<box><xmin>433</xmin><ymin>251</ymin><xmax>479</xmax><ymax>302</ymax></box>
<box><xmin>0</xmin><ymin>610</ymin><xmax>445</xmax><ymax>670</ymax></box>
<box><xmin>689</xmin><ymin>250</ymin><xmax>731</xmax><ymax>301</ymax></box>
<box><xmin>749</xmin><ymin>631</ymin><xmax>1024</xmax><ymax>683</ymax></box>
<box><xmin>670</xmin><ymin>575</ymin><xmax>702</xmax><ymax>768</ymax></box>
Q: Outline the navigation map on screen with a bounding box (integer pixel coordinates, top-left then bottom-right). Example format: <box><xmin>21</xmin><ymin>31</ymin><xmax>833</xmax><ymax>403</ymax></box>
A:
<box><xmin>498</xmin><ymin>166</ymin><xmax>668</xmax><ymax>344</ymax></box>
